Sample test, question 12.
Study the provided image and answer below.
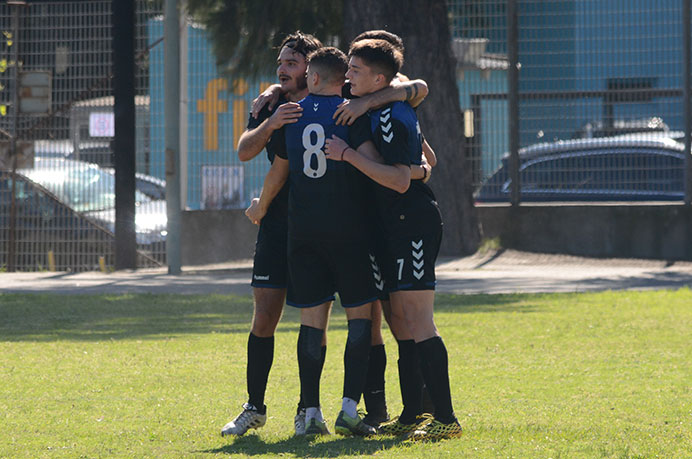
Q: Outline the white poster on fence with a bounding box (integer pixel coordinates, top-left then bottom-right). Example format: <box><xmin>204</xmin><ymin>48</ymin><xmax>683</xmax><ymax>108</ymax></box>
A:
<box><xmin>201</xmin><ymin>165</ymin><xmax>244</xmax><ymax>209</ymax></box>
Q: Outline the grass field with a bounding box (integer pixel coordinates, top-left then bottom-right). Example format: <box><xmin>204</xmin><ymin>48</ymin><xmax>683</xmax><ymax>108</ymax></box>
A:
<box><xmin>1</xmin><ymin>289</ymin><xmax>691</xmax><ymax>458</ymax></box>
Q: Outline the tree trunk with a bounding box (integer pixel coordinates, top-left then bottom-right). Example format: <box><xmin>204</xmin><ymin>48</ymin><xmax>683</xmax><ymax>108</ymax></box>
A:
<box><xmin>343</xmin><ymin>0</ymin><xmax>482</xmax><ymax>256</ymax></box>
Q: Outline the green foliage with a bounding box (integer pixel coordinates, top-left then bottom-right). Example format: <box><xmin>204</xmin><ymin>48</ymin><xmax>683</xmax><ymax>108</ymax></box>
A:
<box><xmin>186</xmin><ymin>0</ymin><xmax>343</xmax><ymax>78</ymax></box>
<box><xmin>2</xmin><ymin>290</ymin><xmax>692</xmax><ymax>457</ymax></box>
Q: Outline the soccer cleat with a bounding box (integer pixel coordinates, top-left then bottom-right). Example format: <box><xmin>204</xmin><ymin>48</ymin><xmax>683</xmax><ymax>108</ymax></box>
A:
<box><xmin>334</xmin><ymin>410</ymin><xmax>377</xmax><ymax>436</ymax></box>
<box><xmin>377</xmin><ymin>414</ymin><xmax>432</xmax><ymax>436</ymax></box>
<box><xmin>361</xmin><ymin>409</ymin><xmax>389</xmax><ymax>429</ymax></box>
<box><xmin>304</xmin><ymin>417</ymin><xmax>330</xmax><ymax>436</ymax></box>
<box><xmin>407</xmin><ymin>419</ymin><xmax>463</xmax><ymax>441</ymax></box>
<box><xmin>294</xmin><ymin>408</ymin><xmax>307</xmax><ymax>436</ymax></box>
<box><xmin>221</xmin><ymin>403</ymin><xmax>267</xmax><ymax>436</ymax></box>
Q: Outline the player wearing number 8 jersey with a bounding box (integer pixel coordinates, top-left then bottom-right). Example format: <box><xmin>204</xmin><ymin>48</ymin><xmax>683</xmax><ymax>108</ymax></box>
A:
<box><xmin>324</xmin><ymin>39</ymin><xmax>462</xmax><ymax>440</ymax></box>
<box><xmin>245</xmin><ymin>47</ymin><xmax>381</xmax><ymax>437</ymax></box>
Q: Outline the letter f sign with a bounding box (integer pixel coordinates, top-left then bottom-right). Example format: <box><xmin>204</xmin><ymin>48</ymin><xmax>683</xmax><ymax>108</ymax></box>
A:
<box><xmin>196</xmin><ymin>78</ymin><xmax>228</xmax><ymax>150</ymax></box>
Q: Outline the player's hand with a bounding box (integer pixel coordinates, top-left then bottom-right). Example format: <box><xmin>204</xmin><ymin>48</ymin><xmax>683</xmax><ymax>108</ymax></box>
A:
<box><xmin>251</xmin><ymin>84</ymin><xmax>282</xmax><ymax>118</ymax></box>
<box><xmin>324</xmin><ymin>135</ymin><xmax>349</xmax><ymax>161</ymax></box>
<box><xmin>333</xmin><ymin>98</ymin><xmax>369</xmax><ymax>125</ymax></box>
<box><xmin>245</xmin><ymin>198</ymin><xmax>264</xmax><ymax>225</ymax></box>
<box><xmin>267</xmin><ymin>102</ymin><xmax>302</xmax><ymax>130</ymax></box>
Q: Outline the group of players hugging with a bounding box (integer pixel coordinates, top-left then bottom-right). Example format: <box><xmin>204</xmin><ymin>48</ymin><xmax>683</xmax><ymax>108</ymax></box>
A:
<box><xmin>221</xmin><ymin>29</ymin><xmax>462</xmax><ymax>441</ymax></box>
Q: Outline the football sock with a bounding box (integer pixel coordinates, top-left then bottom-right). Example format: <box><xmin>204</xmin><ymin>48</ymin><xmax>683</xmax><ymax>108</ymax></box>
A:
<box><xmin>341</xmin><ymin>397</ymin><xmax>359</xmax><ymax>418</ymax></box>
<box><xmin>396</xmin><ymin>339</ymin><xmax>424</xmax><ymax>424</ymax></box>
<box><xmin>342</xmin><ymin>318</ymin><xmax>372</xmax><ymax>402</ymax></box>
<box><xmin>363</xmin><ymin>344</ymin><xmax>387</xmax><ymax>416</ymax></box>
<box><xmin>297</xmin><ymin>325</ymin><xmax>325</xmax><ymax>409</ymax></box>
<box><xmin>305</xmin><ymin>406</ymin><xmax>324</xmax><ymax>425</ymax></box>
<box><xmin>297</xmin><ymin>345</ymin><xmax>325</xmax><ymax>414</ymax></box>
<box><xmin>416</xmin><ymin>336</ymin><xmax>456</xmax><ymax>424</ymax></box>
<box><xmin>246</xmin><ymin>333</ymin><xmax>274</xmax><ymax>414</ymax></box>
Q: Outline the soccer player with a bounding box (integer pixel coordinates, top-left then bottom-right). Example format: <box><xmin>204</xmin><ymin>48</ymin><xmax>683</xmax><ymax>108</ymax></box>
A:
<box><xmin>324</xmin><ymin>38</ymin><xmax>463</xmax><ymax>440</ymax></box>
<box><xmin>221</xmin><ymin>31</ymin><xmax>323</xmax><ymax>437</ymax></box>
<box><xmin>246</xmin><ymin>46</ymin><xmax>381</xmax><ymax>437</ymax></box>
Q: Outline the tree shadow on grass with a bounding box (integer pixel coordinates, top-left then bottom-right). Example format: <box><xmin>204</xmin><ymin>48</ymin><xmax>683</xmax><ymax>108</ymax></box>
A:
<box><xmin>0</xmin><ymin>292</ymin><xmax>538</xmax><ymax>342</ymax></box>
<box><xmin>0</xmin><ymin>293</ymin><xmax>302</xmax><ymax>342</ymax></box>
<box><xmin>200</xmin><ymin>433</ymin><xmax>410</xmax><ymax>458</ymax></box>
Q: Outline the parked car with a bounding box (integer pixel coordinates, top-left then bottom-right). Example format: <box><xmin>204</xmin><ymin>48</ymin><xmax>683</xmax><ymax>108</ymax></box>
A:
<box><xmin>475</xmin><ymin>136</ymin><xmax>686</xmax><ymax>202</ymax></box>
<box><xmin>572</xmin><ymin>117</ymin><xmax>682</xmax><ymax>140</ymax></box>
<box><xmin>17</xmin><ymin>157</ymin><xmax>167</xmax><ymax>246</ymax></box>
<box><xmin>0</xmin><ymin>171</ymin><xmax>116</xmax><ymax>271</ymax></box>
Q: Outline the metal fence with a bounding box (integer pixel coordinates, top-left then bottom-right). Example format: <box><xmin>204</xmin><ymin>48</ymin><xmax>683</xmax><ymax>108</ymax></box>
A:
<box><xmin>451</xmin><ymin>0</ymin><xmax>689</xmax><ymax>203</ymax></box>
<box><xmin>1</xmin><ymin>0</ymin><xmax>691</xmax><ymax>271</ymax></box>
<box><xmin>0</xmin><ymin>0</ymin><xmax>165</xmax><ymax>272</ymax></box>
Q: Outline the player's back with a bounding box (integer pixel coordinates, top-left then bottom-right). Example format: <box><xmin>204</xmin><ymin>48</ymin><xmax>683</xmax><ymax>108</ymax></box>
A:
<box><xmin>284</xmin><ymin>94</ymin><xmax>369</xmax><ymax>242</ymax></box>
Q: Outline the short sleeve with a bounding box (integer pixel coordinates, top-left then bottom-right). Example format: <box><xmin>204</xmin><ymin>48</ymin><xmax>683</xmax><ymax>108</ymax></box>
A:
<box><xmin>377</xmin><ymin>119</ymin><xmax>411</xmax><ymax>166</ymax></box>
<box><xmin>348</xmin><ymin>115</ymin><xmax>372</xmax><ymax>150</ymax></box>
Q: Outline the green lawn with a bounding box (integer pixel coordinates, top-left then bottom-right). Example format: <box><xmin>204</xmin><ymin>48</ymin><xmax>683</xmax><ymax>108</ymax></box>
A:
<box><xmin>1</xmin><ymin>290</ymin><xmax>691</xmax><ymax>458</ymax></box>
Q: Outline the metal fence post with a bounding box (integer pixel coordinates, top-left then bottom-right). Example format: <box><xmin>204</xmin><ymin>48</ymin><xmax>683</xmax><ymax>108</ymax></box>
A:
<box><xmin>684</xmin><ymin>0</ymin><xmax>691</xmax><ymax>206</ymax></box>
<box><xmin>164</xmin><ymin>0</ymin><xmax>182</xmax><ymax>274</ymax></box>
<box><xmin>113</xmin><ymin>0</ymin><xmax>137</xmax><ymax>270</ymax></box>
<box><xmin>508</xmin><ymin>0</ymin><xmax>520</xmax><ymax>206</ymax></box>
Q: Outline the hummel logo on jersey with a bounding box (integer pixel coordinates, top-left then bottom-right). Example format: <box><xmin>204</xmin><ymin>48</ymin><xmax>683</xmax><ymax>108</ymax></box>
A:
<box><xmin>253</xmin><ymin>274</ymin><xmax>270</xmax><ymax>281</ymax></box>
<box><xmin>380</xmin><ymin>108</ymin><xmax>393</xmax><ymax>143</ymax></box>
<box><xmin>370</xmin><ymin>253</ymin><xmax>385</xmax><ymax>291</ymax></box>
<box><xmin>412</xmin><ymin>240</ymin><xmax>424</xmax><ymax>280</ymax></box>
<box><xmin>313</xmin><ymin>102</ymin><xmax>319</xmax><ymax>111</ymax></box>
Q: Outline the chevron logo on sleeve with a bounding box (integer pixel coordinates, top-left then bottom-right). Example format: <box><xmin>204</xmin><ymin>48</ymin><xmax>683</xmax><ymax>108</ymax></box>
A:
<box><xmin>380</xmin><ymin>108</ymin><xmax>393</xmax><ymax>143</ymax></box>
<box><xmin>412</xmin><ymin>240</ymin><xmax>424</xmax><ymax>280</ymax></box>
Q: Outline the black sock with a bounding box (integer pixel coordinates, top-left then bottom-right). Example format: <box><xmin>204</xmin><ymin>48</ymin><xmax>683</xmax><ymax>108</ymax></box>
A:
<box><xmin>397</xmin><ymin>339</ymin><xmax>424</xmax><ymax>424</ymax></box>
<box><xmin>416</xmin><ymin>336</ymin><xmax>456</xmax><ymax>424</ymax></box>
<box><xmin>297</xmin><ymin>325</ymin><xmax>325</xmax><ymax>408</ymax></box>
<box><xmin>363</xmin><ymin>344</ymin><xmax>387</xmax><ymax>416</ymax></box>
<box><xmin>246</xmin><ymin>333</ymin><xmax>274</xmax><ymax>413</ymax></box>
<box><xmin>297</xmin><ymin>344</ymin><xmax>325</xmax><ymax>414</ymax></box>
<box><xmin>342</xmin><ymin>319</ymin><xmax>372</xmax><ymax>402</ymax></box>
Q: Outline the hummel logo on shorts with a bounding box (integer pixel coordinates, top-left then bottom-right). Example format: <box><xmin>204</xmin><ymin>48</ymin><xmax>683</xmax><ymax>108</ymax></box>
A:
<box><xmin>253</xmin><ymin>274</ymin><xmax>270</xmax><ymax>281</ymax></box>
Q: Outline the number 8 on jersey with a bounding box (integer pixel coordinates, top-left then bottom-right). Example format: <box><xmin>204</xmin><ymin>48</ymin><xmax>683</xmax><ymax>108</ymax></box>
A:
<box><xmin>302</xmin><ymin>123</ymin><xmax>327</xmax><ymax>179</ymax></box>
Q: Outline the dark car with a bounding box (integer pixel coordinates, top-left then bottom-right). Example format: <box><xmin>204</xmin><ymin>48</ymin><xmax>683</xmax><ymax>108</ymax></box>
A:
<box><xmin>475</xmin><ymin>136</ymin><xmax>686</xmax><ymax>202</ymax></box>
<box><xmin>1</xmin><ymin>167</ymin><xmax>165</xmax><ymax>271</ymax></box>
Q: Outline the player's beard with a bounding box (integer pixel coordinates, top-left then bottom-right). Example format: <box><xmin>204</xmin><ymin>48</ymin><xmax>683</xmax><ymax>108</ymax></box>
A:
<box><xmin>295</xmin><ymin>74</ymin><xmax>308</xmax><ymax>92</ymax></box>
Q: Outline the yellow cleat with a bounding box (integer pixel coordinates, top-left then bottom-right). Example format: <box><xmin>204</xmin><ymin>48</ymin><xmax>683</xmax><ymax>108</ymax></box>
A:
<box><xmin>377</xmin><ymin>414</ymin><xmax>432</xmax><ymax>436</ymax></box>
<box><xmin>407</xmin><ymin>419</ymin><xmax>463</xmax><ymax>441</ymax></box>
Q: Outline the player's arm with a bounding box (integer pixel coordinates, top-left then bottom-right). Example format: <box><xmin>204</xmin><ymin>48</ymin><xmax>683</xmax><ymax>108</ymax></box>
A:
<box><xmin>353</xmin><ymin>135</ymin><xmax>429</xmax><ymax>183</ymax></box>
<box><xmin>325</xmin><ymin>136</ymin><xmax>410</xmax><ymax>194</ymax></box>
<box><xmin>410</xmin><ymin>155</ymin><xmax>432</xmax><ymax>183</ymax></box>
<box><xmin>334</xmin><ymin>79</ymin><xmax>429</xmax><ymax>126</ymax></box>
<box><xmin>237</xmin><ymin>102</ymin><xmax>302</xmax><ymax>162</ymax></box>
<box><xmin>422</xmin><ymin>137</ymin><xmax>437</xmax><ymax>167</ymax></box>
<box><xmin>250</xmin><ymin>84</ymin><xmax>284</xmax><ymax>118</ymax></box>
<box><xmin>245</xmin><ymin>156</ymin><xmax>289</xmax><ymax>225</ymax></box>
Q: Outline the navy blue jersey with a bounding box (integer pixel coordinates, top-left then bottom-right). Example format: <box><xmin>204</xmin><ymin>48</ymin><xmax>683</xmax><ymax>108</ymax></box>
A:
<box><xmin>246</xmin><ymin>95</ymin><xmax>289</xmax><ymax>224</ymax></box>
<box><xmin>365</xmin><ymin>101</ymin><xmax>437</xmax><ymax>223</ymax></box>
<box><xmin>275</xmin><ymin>94</ymin><xmax>371</xmax><ymax>241</ymax></box>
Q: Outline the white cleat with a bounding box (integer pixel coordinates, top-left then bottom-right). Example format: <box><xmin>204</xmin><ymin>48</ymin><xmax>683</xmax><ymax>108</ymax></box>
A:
<box><xmin>221</xmin><ymin>403</ymin><xmax>267</xmax><ymax>436</ymax></box>
<box><xmin>294</xmin><ymin>408</ymin><xmax>307</xmax><ymax>436</ymax></box>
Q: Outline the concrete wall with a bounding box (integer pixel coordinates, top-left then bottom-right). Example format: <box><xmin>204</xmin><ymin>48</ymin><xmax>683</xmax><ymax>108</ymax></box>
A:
<box><xmin>181</xmin><ymin>210</ymin><xmax>257</xmax><ymax>265</ymax></box>
<box><xmin>181</xmin><ymin>205</ymin><xmax>692</xmax><ymax>265</ymax></box>
<box><xmin>479</xmin><ymin>204</ymin><xmax>692</xmax><ymax>260</ymax></box>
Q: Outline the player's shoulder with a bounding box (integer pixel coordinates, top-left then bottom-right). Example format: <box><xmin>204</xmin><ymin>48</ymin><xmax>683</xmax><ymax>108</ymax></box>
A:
<box><xmin>390</xmin><ymin>101</ymin><xmax>416</xmax><ymax>120</ymax></box>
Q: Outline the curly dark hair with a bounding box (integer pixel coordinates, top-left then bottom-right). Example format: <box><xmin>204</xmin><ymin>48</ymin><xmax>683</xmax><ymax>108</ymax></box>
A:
<box><xmin>279</xmin><ymin>31</ymin><xmax>323</xmax><ymax>58</ymax></box>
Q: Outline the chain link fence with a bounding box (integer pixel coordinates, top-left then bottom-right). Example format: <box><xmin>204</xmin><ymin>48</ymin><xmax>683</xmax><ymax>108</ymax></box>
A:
<box><xmin>1</xmin><ymin>0</ymin><xmax>690</xmax><ymax>271</ymax></box>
